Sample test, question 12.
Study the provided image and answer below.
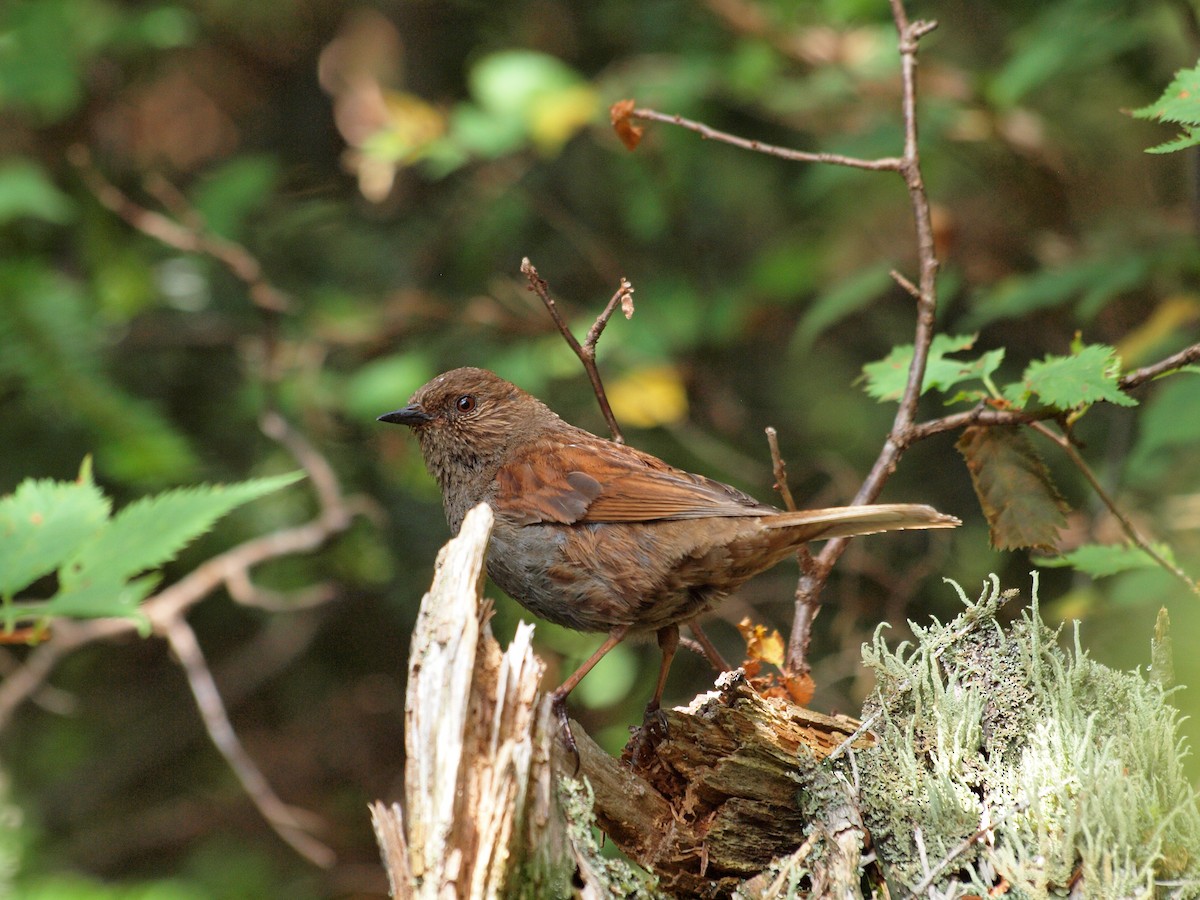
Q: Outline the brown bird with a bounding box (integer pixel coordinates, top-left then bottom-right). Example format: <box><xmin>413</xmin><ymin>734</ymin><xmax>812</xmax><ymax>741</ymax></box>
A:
<box><xmin>380</xmin><ymin>367</ymin><xmax>958</xmax><ymax>748</ymax></box>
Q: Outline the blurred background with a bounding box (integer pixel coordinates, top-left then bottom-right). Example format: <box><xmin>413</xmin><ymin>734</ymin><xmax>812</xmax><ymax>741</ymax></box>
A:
<box><xmin>1</xmin><ymin>0</ymin><xmax>1198</xmax><ymax>896</ymax></box>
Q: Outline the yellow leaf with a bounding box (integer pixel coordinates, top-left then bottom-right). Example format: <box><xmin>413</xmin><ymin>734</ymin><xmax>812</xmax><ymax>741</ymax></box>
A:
<box><xmin>382</xmin><ymin>90</ymin><xmax>447</xmax><ymax>156</ymax></box>
<box><xmin>606</xmin><ymin>365</ymin><xmax>688</xmax><ymax>429</ymax></box>
<box><xmin>529</xmin><ymin>84</ymin><xmax>598</xmax><ymax>154</ymax></box>
<box><xmin>736</xmin><ymin>617</ymin><xmax>786</xmax><ymax>668</ymax></box>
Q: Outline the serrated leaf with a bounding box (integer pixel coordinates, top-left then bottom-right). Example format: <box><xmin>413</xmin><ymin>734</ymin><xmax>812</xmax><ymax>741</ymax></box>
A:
<box><xmin>1004</xmin><ymin>344</ymin><xmax>1137</xmax><ymax>410</ymax></box>
<box><xmin>1146</xmin><ymin>127</ymin><xmax>1200</xmax><ymax>154</ymax></box>
<box><xmin>0</xmin><ymin>476</ymin><xmax>110</xmax><ymax>597</ymax></box>
<box><xmin>1033</xmin><ymin>542</ymin><xmax>1168</xmax><ymax>579</ymax></box>
<box><xmin>42</xmin><ymin>573</ymin><xmax>160</xmax><ymax>621</ymax></box>
<box><xmin>862</xmin><ymin>333</ymin><xmax>1002</xmax><ymax>403</ymax></box>
<box><xmin>956</xmin><ymin>425</ymin><xmax>1068</xmax><ymax>552</ymax></box>
<box><xmin>64</xmin><ymin>471</ymin><xmax>305</xmax><ymax>588</ymax></box>
<box><xmin>1133</xmin><ymin>63</ymin><xmax>1200</xmax><ymax>126</ymax></box>
<box><xmin>1134</xmin><ymin>63</ymin><xmax>1200</xmax><ymax>154</ymax></box>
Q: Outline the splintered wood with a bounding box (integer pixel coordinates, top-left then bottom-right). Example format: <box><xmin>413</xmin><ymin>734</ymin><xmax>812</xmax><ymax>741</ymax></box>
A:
<box><xmin>579</xmin><ymin>672</ymin><xmax>872</xmax><ymax>897</ymax></box>
<box><xmin>371</xmin><ymin>503</ymin><xmax>561</xmax><ymax>898</ymax></box>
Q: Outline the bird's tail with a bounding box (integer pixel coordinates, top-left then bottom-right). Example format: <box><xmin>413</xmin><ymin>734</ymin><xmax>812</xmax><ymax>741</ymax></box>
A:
<box><xmin>764</xmin><ymin>503</ymin><xmax>960</xmax><ymax>541</ymax></box>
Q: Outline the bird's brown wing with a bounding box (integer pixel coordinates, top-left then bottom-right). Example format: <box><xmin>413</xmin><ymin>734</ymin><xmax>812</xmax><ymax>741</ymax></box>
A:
<box><xmin>493</xmin><ymin>436</ymin><xmax>777</xmax><ymax>525</ymax></box>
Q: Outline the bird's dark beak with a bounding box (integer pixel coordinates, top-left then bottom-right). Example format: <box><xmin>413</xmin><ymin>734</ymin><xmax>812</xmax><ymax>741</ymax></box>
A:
<box><xmin>377</xmin><ymin>405</ymin><xmax>433</xmax><ymax>427</ymax></box>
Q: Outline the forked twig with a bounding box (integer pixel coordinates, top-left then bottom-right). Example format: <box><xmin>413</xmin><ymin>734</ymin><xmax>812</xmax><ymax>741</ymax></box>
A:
<box><xmin>0</xmin><ymin>414</ymin><xmax>367</xmax><ymax>864</ymax></box>
<box><xmin>520</xmin><ymin>257</ymin><xmax>633</xmax><ymax>443</ymax></box>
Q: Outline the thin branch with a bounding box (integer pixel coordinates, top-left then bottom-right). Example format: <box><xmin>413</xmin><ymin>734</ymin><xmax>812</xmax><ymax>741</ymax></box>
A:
<box><xmin>628</xmin><ymin>107</ymin><xmax>903</xmax><ymax>172</ymax></box>
<box><xmin>1028</xmin><ymin>421</ymin><xmax>1199</xmax><ymax>595</ymax></box>
<box><xmin>0</xmin><ymin>415</ymin><xmax>365</xmax><ymax>733</ymax></box>
<box><xmin>161</xmin><ymin>615</ymin><xmax>335</xmax><ymax>867</ymax></box>
<box><xmin>1119</xmin><ymin>340</ymin><xmax>1200</xmax><ymax>391</ymax></box>
<box><xmin>68</xmin><ymin>145</ymin><xmax>290</xmax><ymax>313</ymax></box>
<box><xmin>786</xmin><ymin>11</ymin><xmax>940</xmax><ymax>674</ymax></box>
<box><xmin>764</xmin><ymin>427</ymin><xmax>799</xmax><ymax>512</ymax></box>
<box><xmin>520</xmin><ymin>257</ymin><xmax>632</xmax><ymax>443</ymax></box>
<box><xmin>904</xmin><ymin>803</ymin><xmax>1026</xmax><ymax>899</ymax></box>
<box><xmin>904</xmin><ymin>404</ymin><xmax>1056</xmax><ymax>443</ymax></box>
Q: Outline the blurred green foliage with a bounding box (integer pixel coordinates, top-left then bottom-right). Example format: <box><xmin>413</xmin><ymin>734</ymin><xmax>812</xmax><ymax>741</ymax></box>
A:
<box><xmin>1</xmin><ymin>0</ymin><xmax>1198</xmax><ymax>895</ymax></box>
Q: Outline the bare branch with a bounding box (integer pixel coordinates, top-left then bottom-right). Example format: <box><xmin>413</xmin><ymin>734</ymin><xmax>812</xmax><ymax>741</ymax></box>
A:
<box><xmin>161</xmin><ymin>615</ymin><xmax>336</xmax><ymax>867</ymax></box>
<box><xmin>764</xmin><ymin>427</ymin><xmax>799</xmax><ymax>513</ymax></box>
<box><xmin>1119</xmin><ymin>340</ymin><xmax>1200</xmax><ymax>391</ymax></box>
<box><xmin>520</xmin><ymin>257</ymin><xmax>631</xmax><ymax>443</ymax></box>
<box><xmin>787</xmin><ymin>10</ymin><xmax>940</xmax><ymax>673</ymax></box>
<box><xmin>68</xmin><ymin>145</ymin><xmax>291</xmax><ymax>313</ymax></box>
<box><xmin>628</xmin><ymin>107</ymin><xmax>903</xmax><ymax>172</ymax></box>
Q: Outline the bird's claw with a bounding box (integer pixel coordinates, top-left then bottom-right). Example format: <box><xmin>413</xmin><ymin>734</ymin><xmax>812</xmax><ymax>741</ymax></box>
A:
<box><xmin>551</xmin><ymin>691</ymin><xmax>581</xmax><ymax>775</ymax></box>
<box><xmin>630</xmin><ymin>703</ymin><xmax>669</xmax><ymax>768</ymax></box>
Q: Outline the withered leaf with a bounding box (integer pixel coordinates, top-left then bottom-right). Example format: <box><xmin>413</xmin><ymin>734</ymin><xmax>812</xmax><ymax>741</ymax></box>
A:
<box><xmin>610</xmin><ymin>98</ymin><xmax>644</xmax><ymax>150</ymax></box>
<box><xmin>736</xmin><ymin>617</ymin><xmax>786</xmax><ymax>668</ymax></box>
<box><xmin>957</xmin><ymin>425</ymin><xmax>1068</xmax><ymax>552</ymax></box>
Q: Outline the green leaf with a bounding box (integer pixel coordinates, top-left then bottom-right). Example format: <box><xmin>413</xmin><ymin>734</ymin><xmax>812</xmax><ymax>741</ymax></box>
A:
<box><xmin>862</xmin><ymin>333</ymin><xmax>1003</xmax><ymax>403</ymax></box>
<box><xmin>964</xmin><ymin>254</ymin><xmax>1148</xmax><ymax>330</ymax></box>
<box><xmin>1133</xmin><ymin>62</ymin><xmax>1200</xmax><ymax>126</ymax></box>
<box><xmin>469</xmin><ymin>51</ymin><xmax>585</xmax><ymax>119</ymax></box>
<box><xmin>1125</xmin><ymin>371</ymin><xmax>1200</xmax><ymax>482</ymax></box>
<box><xmin>957</xmin><ymin>425</ymin><xmax>1068</xmax><ymax>552</ymax></box>
<box><xmin>1145</xmin><ymin>126</ymin><xmax>1200</xmax><ymax>155</ymax></box>
<box><xmin>0</xmin><ymin>471</ymin><xmax>110</xmax><ymax>597</ymax></box>
<box><xmin>1003</xmin><ymin>344</ymin><xmax>1137</xmax><ymax>410</ymax></box>
<box><xmin>793</xmin><ymin>263</ymin><xmax>893</xmax><ymax>350</ymax></box>
<box><xmin>0</xmin><ymin>159</ymin><xmax>74</xmax><ymax>225</ymax></box>
<box><xmin>189</xmin><ymin>155</ymin><xmax>279</xmax><ymax>240</ymax></box>
<box><xmin>1034</xmin><ymin>542</ymin><xmax>1168</xmax><ymax>579</ymax></box>
<box><xmin>42</xmin><ymin>573</ymin><xmax>159</xmax><ymax>620</ymax></box>
<box><xmin>65</xmin><ymin>471</ymin><xmax>305</xmax><ymax>588</ymax></box>
<box><xmin>1133</xmin><ymin>62</ymin><xmax>1200</xmax><ymax>154</ymax></box>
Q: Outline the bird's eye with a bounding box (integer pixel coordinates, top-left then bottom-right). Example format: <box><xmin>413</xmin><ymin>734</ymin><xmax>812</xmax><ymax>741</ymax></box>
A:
<box><xmin>455</xmin><ymin>394</ymin><xmax>477</xmax><ymax>413</ymax></box>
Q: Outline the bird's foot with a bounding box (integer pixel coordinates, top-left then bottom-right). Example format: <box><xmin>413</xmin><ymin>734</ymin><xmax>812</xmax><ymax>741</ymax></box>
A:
<box><xmin>551</xmin><ymin>690</ymin><xmax>581</xmax><ymax>775</ymax></box>
<box><xmin>629</xmin><ymin>703</ymin><xmax>669</xmax><ymax>769</ymax></box>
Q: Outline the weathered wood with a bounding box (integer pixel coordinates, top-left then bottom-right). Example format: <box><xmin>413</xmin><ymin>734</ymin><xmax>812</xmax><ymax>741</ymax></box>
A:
<box><xmin>372</xmin><ymin>503</ymin><xmax>572</xmax><ymax>898</ymax></box>
<box><xmin>577</xmin><ymin>671</ymin><xmax>872</xmax><ymax>897</ymax></box>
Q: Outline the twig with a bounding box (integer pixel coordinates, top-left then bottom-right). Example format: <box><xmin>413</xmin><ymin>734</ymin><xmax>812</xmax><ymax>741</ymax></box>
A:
<box><xmin>520</xmin><ymin>257</ymin><xmax>633</xmax><ymax>443</ymax></box>
<box><xmin>765</xmin><ymin>427</ymin><xmax>799</xmax><ymax>512</ymax></box>
<box><xmin>628</xmin><ymin>108</ymin><xmax>903</xmax><ymax>172</ymax></box>
<box><xmin>161</xmin><ymin>615</ymin><xmax>335</xmax><ymax>867</ymax></box>
<box><xmin>903</xmin><ymin>404</ymin><xmax>1055</xmax><ymax>443</ymax></box>
<box><xmin>1028</xmin><ymin>421</ymin><xmax>1199</xmax><ymax>594</ymax></box>
<box><xmin>68</xmin><ymin>146</ymin><xmax>291</xmax><ymax>314</ymax></box>
<box><xmin>624</xmin><ymin>10</ymin><xmax>940</xmax><ymax>673</ymax></box>
<box><xmin>786</xmin><ymin>10</ymin><xmax>940</xmax><ymax>674</ymax></box>
<box><xmin>0</xmin><ymin>415</ymin><xmax>367</xmax><ymax>861</ymax></box>
<box><xmin>1118</xmin><ymin>340</ymin><xmax>1200</xmax><ymax>391</ymax></box>
<box><xmin>904</xmin><ymin>802</ymin><xmax>1026</xmax><ymax>899</ymax></box>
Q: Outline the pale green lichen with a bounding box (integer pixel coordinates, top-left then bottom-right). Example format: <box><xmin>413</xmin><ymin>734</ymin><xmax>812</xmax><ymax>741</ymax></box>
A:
<box><xmin>548</xmin><ymin>777</ymin><xmax>663</xmax><ymax>899</ymax></box>
<box><xmin>859</xmin><ymin>573</ymin><xmax>1200</xmax><ymax>898</ymax></box>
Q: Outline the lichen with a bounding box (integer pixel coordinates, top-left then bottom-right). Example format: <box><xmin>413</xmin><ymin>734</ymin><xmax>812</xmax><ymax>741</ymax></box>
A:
<box><xmin>858</xmin><ymin>573</ymin><xmax>1200</xmax><ymax>897</ymax></box>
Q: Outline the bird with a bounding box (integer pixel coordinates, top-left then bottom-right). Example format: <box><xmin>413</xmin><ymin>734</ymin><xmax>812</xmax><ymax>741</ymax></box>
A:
<box><xmin>379</xmin><ymin>367</ymin><xmax>959</xmax><ymax>753</ymax></box>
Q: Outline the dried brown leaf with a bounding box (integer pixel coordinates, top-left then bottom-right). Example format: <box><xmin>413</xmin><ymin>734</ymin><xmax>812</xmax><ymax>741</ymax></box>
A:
<box><xmin>610</xmin><ymin>98</ymin><xmax>644</xmax><ymax>150</ymax></box>
<box><xmin>736</xmin><ymin>617</ymin><xmax>786</xmax><ymax>668</ymax></box>
<box><xmin>957</xmin><ymin>425</ymin><xmax>1068</xmax><ymax>552</ymax></box>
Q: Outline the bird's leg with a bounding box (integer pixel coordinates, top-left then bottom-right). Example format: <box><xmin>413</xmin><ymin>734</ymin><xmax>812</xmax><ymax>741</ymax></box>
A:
<box><xmin>647</xmin><ymin>623</ymin><xmax>680</xmax><ymax>716</ymax></box>
<box><xmin>551</xmin><ymin>623</ymin><xmax>631</xmax><ymax>773</ymax></box>
<box><xmin>687</xmin><ymin>620</ymin><xmax>731</xmax><ymax>673</ymax></box>
<box><xmin>631</xmin><ymin>624</ymin><xmax>679</xmax><ymax>767</ymax></box>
